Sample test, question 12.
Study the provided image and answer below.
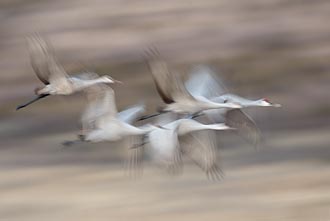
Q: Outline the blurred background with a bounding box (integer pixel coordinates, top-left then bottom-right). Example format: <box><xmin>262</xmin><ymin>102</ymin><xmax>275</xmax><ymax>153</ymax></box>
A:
<box><xmin>0</xmin><ymin>0</ymin><xmax>330</xmax><ymax>220</ymax></box>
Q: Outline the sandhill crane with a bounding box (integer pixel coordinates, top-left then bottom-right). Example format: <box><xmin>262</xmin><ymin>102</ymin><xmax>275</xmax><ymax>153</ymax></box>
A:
<box><xmin>60</xmin><ymin>82</ymin><xmax>154</xmax><ymax>177</ymax></box>
<box><xmin>62</xmin><ymin>82</ymin><xmax>162</xmax><ymax>176</ymax></box>
<box><xmin>185</xmin><ymin>65</ymin><xmax>281</xmax><ymax>147</ymax></box>
<box><xmin>16</xmin><ymin>34</ymin><xmax>121</xmax><ymax>110</ymax></box>
<box><xmin>139</xmin><ymin>49</ymin><xmax>241</xmax><ymax>120</ymax></box>
<box><xmin>64</xmin><ymin>83</ymin><xmax>156</xmax><ymax>146</ymax></box>
<box><xmin>137</xmin><ymin>113</ymin><xmax>233</xmax><ymax>179</ymax></box>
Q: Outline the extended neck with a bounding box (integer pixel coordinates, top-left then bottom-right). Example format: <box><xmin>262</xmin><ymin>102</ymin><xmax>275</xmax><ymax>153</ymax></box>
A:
<box><xmin>71</xmin><ymin>77</ymin><xmax>109</xmax><ymax>91</ymax></box>
<box><xmin>215</xmin><ymin>94</ymin><xmax>257</xmax><ymax>107</ymax></box>
<box><xmin>177</xmin><ymin>119</ymin><xmax>211</xmax><ymax>135</ymax></box>
<box><xmin>203</xmin><ymin>123</ymin><xmax>231</xmax><ymax>131</ymax></box>
<box><xmin>249</xmin><ymin>99</ymin><xmax>264</xmax><ymax>106</ymax></box>
<box><xmin>177</xmin><ymin>119</ymin><xmax>231</xmax><ymax>136</ymax></box>
<box><xmin>189</xmin><ymin>122</ymin><xmax>229</xmax><ymax>132</ymax></box>
<box><xmin>206</xmin><ymin>100</ymin><xmax>241</xmax><ymax>109</ymax></box>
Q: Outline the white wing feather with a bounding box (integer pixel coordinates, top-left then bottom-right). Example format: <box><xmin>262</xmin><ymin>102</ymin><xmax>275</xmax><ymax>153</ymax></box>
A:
<box><xmin>180</xmin><ymin>130</ymin><xmax>223</xmax><ymax>180</ymax></box>
<box><xmin>81</xmin><ymin>84</ymin><xmax>117</xmax><ymax>131</ymax></box>
<box><xmin>117</xmin><ymin>104</ymin><xmax>145</xmax><ymax>124</ymax></box>
<box><xmin>186</xmin><ymin>65</ymin><xmax>227</xmax><ymax>99</ymax></box>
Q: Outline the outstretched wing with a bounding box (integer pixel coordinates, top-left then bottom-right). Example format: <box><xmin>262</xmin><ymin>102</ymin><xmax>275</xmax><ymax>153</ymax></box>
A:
<box><xmin>146</xmin><ymin>48</ymin><xmax>195</xmax><ymax>103</ymax></box>
<box><xmin>81</xmin><ymin>83</ymin><xmax>117</xmax><ymax>131</ymax></box>
<box><xmin>170</xmin><ymin>70</ymin><xmax>196</xmax><ymax>103</ymax></box>
<box><xmin>28</xmin><ymin>34</ymin><xmax>71</xmax><ymax>89</ymax></box>
<box><xmin>180</xmin><ymin>130</ymin><xmax>223</xmax><ymax>180</ymax></box>
<box><xmin>145</xmin><ymin>48</ymin><xmax>173</xmax><ymax>103</ymax></box>
<box><xmin>117</xmin><ymin>104</ymin><xmax>145</xmax><ymax>124</ymax></box>
<box><xmin>126</xmin><ymin>135</ymin><xmax>145</xmax><ymax>178</ymax></box>
<box><xmin>225</xmin><ymin>109</ymin><xmax>261</xmax><ymax>147</ymax></box>
<box><xmin>148</xmin><ymin>126</ymin><xmax>183</xmax><ymax>174</ymax></box>
<box><xmin>186</xmin><ymin>65</ymin><xmax>227</xmax><ymax>99</ymax></box>
<box><xmin>28</xmin><ymin>34</ymin><xmax>52</xmax><ymax>84</ymax></box>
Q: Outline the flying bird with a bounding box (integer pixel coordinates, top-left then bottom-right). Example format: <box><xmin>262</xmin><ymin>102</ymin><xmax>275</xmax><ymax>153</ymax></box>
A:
<box><xmin>140</xmin><ymin>49</ymin><xmax>241</xmax><ymax>120</ymax></box>
<box><xmin>64</xmin><ymin>83</ymin><xmax>162</xmax><ymax>177</ymax></box>
<box><xmin>16</xmin><ymin>34</ymin><xmax>121</xmax><ymax>110</ymax></box>
<box><xmin>64</xmin><ymin>83</ymin><xmax>156</xmax><ymax>145</ymax></box>
<box><xmin>138</xmin><ymin>113</ymin><xmax>233</xmax><ymax>179</ymax></box>
<box><xmin>185</xmin><ymin>65</ymin><xmax>281</xmax><ymax>147</ymax></box>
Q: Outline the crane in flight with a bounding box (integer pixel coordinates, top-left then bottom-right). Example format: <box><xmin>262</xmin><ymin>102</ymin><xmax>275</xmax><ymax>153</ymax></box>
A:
<box><xmin>63</xmin><ymin>82</ymin><xmax>157</xmax><ymax>146</ymax></box>
<box><xmin>16</xmin><ymin>34</ymin><xmax>121</xmax><ymax>110</ymax></box>
<box><xmin>62</xmin><ymin>81</ymin><xmax>163</xmax><ymax>177</ymax></box>
<box><xmin>139</xmin><ymin>49</ymin><xmax>241</xmax><ymax>120</ymax></box>
<box><xmin>185</xmin><ymin>65</ymin><xmax>281</xmax><ymax>147</ymax></box>
<box><xmin>134</xmin><ymin>113</ymin><xmax>234</xmax><ymax>180</ymax></box>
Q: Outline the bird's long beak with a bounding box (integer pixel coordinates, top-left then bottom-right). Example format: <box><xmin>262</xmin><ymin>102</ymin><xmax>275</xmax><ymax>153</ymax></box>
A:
<box><xmin>16</xmin><ymin>94</ymin><xmax>50</xmax><ymax>111</ymax></box>
<box><xmin>273</xmin><ymin>103</ymin><xmax>282</xmax><ymax>108</ymax></box>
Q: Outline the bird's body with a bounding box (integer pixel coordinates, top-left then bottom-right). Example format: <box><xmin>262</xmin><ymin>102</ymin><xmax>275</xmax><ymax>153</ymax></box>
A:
<box><xmin>148</xmin><ymin>123</ymin><xmax>179</xmax><ymax>165</ymax></box>
<box><xmin>85</xmin><ymin>119</ymin><xmax>153</xmax><ymax>143</ymax></box>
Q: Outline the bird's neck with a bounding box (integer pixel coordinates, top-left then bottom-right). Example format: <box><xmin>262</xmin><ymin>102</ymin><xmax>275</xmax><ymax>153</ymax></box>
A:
<box><xmin>204</xmin><ymin>100</ymin><xmax>231</xmax><ymax>109</ymax></box>
<box><xmin>82</xmin><ymin>77</ymin><xmax>106</xmax><ymax>86</ymax></box>
<box><xmin>203</xmin><ymin>123</ymin><xmax>228</xmax><ymax>131</ymax></box>
<box><xmin>220</xmin><ymin>94</ymin><xmax>258</xmax><ymax>107</ymax></box>
<box><xmin>245</xmin><ymin>99</ymin><xmax>262</xmax><ymax>107</ymax></box>
<box><xmin>177</xmin><ymin>120</ymin><xmax>207</xmax><ymax>135</ymax></box>
<box><xmin>71</xmin><ymin>77</ymin><xmax>105</xmax><ymax>90</ymax></box>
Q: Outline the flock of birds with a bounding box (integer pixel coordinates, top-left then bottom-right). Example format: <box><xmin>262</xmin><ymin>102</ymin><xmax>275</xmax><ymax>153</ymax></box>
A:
<box><xmin>17</xmin><ymin>34</ymin><xmax>281</xmax><ymax>180</ymax></box>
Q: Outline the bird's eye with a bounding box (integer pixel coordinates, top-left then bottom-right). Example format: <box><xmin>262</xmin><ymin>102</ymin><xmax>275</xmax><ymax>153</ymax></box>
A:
<box><xmin>223</xmin><ymin>99</ymin><xmax>228</xmax><ymax>103</ymax></box>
